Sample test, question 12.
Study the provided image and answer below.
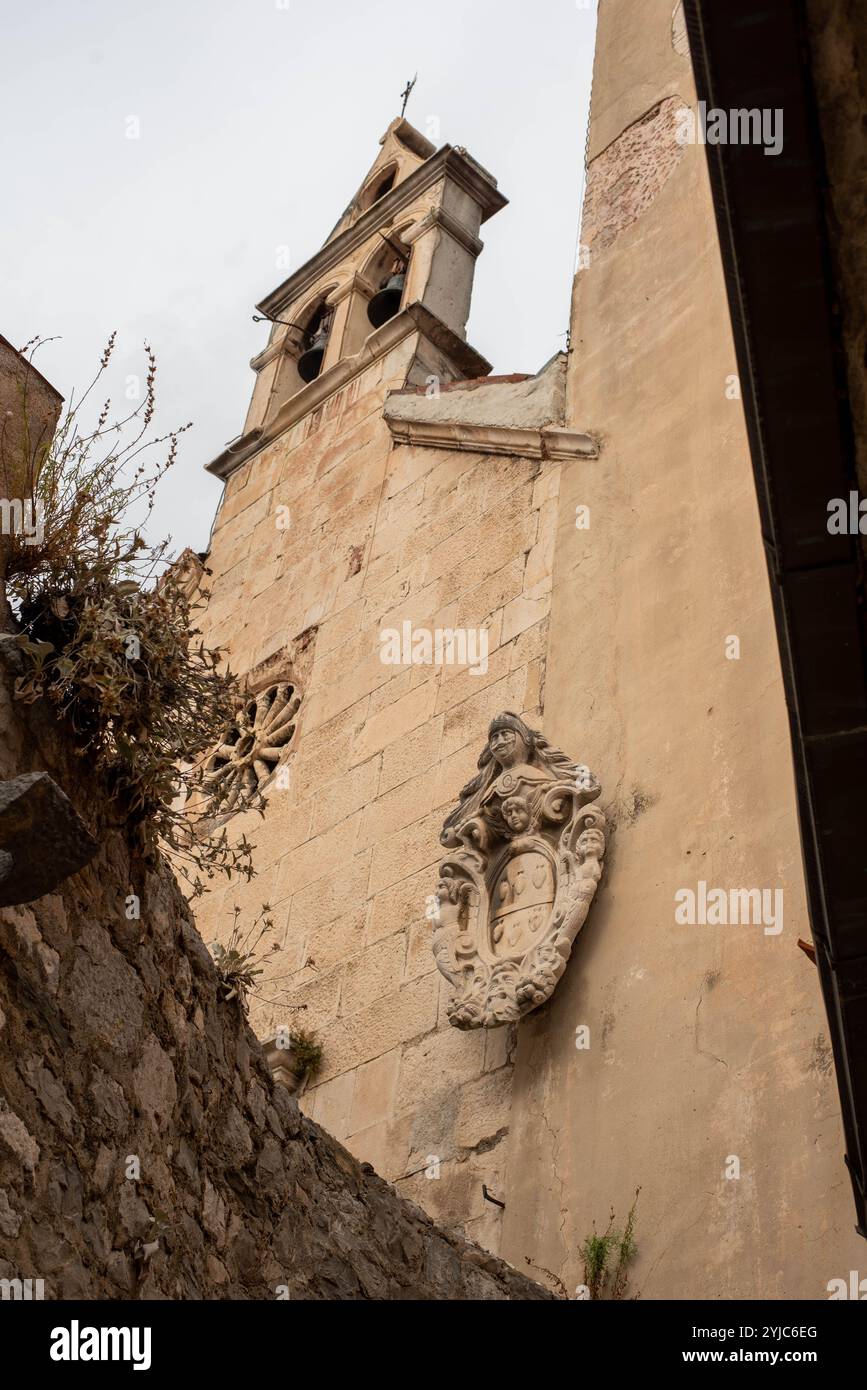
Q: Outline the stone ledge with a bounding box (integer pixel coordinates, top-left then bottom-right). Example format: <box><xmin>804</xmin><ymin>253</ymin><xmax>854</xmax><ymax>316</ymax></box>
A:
<box><xmin>381</xmin><ymin>349</ymin><xmax>599</xmax><ymax>459</ymax></box>
<box><xmin>383</xmin><ymin>416</ymin><xmax>598</xmax><ymax>461</ymax></box>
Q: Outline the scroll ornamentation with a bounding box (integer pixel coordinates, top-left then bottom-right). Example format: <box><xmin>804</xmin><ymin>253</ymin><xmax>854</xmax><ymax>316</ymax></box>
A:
<box><xmin>432</xmin><ymin>712</ymin><xmax>605</xmax><ymax>1029</ymax></box>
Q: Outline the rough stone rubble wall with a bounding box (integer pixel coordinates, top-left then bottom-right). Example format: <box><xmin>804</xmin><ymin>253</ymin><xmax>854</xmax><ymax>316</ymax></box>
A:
<box><xmin>195</xmin><ymin>339</ymin><xmax>560</xmax><ymax>1255</ymax></box>
<box><xmin>0</xmin><ymin>652</ymin><xmax>549</xmax><ymax>1300</ymax></box>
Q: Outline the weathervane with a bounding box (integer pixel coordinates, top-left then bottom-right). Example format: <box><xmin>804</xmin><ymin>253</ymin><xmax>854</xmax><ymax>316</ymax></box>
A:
<box><xmin>400</xmin><ymin>73</ymin><xmax>417</xmax><ymax>119</ymax></box>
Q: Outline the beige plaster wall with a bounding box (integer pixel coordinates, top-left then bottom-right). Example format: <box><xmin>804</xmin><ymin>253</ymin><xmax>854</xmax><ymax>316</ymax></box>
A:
<box><xmin>498</xmin><ymin>0</ymin><xmax>864</xmax><ymax>1298</ymax></box>
<box><xmin>195</xmin><ymin>341</ymin><xmax>559</xmax><ymax>1254</ymax></box>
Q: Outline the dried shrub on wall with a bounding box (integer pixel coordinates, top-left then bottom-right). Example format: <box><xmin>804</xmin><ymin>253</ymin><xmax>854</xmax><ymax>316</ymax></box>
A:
<box><xmin>2</xmin><ymin>336</ymin><xmax>262</xmax><ymax>894</ymax></box>
<box><xmin>210</xmin><ymin>905</ymin><xmax>312</xmax><ymax>1020</ymax></box>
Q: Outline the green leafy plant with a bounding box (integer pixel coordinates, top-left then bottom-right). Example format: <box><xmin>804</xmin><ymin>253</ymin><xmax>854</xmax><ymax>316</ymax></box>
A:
<box><xmin>283</xmin><ymin>1028</ymin><xmax>322</xmax><ymax>1081</ymax></box>
<box><xmin>2</xmin><ymin>336</ymin><xmax>262</xmax><ymax>893</ymax></box>
<box><xmin>580</xmin><ymin>1187</ymin><xmax>640</xmax><ymax>1300</ymax></box>
<box><xmin>522</xmin><ymin>1189</ymin><xmax>640</xmax><ymax>1301</ymax></box>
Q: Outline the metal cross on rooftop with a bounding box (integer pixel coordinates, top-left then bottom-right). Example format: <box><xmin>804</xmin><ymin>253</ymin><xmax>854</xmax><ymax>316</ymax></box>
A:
<box><xmin>399</xmin><ymin>74</ymin><xmax>417</xmax><ymax>118</ymax></box>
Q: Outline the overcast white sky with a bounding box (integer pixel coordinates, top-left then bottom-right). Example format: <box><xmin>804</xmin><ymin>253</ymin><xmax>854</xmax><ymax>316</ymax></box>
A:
<box><xmin>1</xmin><ymin>0</ymin><xmax>597</xmax><ymax>558</ymax></box>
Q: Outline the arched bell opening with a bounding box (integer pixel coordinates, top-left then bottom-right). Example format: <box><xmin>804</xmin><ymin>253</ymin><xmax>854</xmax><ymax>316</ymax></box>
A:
<box><xmin>356</xmin><ymin>162</ymin><xmax>398</xmax><ymax>216</ymax></box>
<box><xmin>340</xmin><ymin>232</ymin><xmax>412</xmax><ymax>359</ymax></box>
<box><xmin>296</xmin><ymin>300</ymin><xmax>335</xmax><ymax>384</ymax></box>
<box><xmin>269</xmin><ymin>292</ymin><xmax>337</xmax><ymax>406</ymax></box>
<box><xmin>364</xmin><ymin>232</ymin><xmax>410</xmax><ymax>330</ymax></box>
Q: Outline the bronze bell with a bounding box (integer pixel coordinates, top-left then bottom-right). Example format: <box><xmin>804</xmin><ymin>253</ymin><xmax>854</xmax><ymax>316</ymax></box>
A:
<box><xmin>297</xmin><ymin>325</ymin><xmax>330</xmax><ymax>383</ymax></box>
<box><xmin>367</xmin><ymin>270</ymin><xmax>406</xmax><ymax>328</ymax></box>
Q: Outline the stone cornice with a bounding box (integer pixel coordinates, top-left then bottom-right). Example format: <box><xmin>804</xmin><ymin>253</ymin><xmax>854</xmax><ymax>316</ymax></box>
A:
<box><xmin>249</xmin><ymin>332</ymin><xmax>302</xmax><ymax>375</ymax></box>
<box><xmin>205</xmin><ymin>302</ymin><xmax>492</xmax><ymax>480</ymax></box>
<box><xmin>256</xmin><ymin>146</ymin><xmax>508</xmax><ymax>320</ymax></box>
<box><xmin>326</xmin><ymin>271</ymin><xmax>377</xmax><ymax>307</ymax></box>
<box><xmin>382</xmin><ymin>416</ymin><xmax>598</xmax><ymax>461</ymax></box>
<box><xmin>403</xmin><ymin>205</ymin><xmax>484</xmax><ymax>258</ymax></box>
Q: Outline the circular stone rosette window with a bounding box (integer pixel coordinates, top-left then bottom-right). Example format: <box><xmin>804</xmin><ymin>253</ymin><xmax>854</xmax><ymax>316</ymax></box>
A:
<box><xmin>201</xmin><ymin>682</ymin><xmax>301</xmax><ymax>814</ymax></box>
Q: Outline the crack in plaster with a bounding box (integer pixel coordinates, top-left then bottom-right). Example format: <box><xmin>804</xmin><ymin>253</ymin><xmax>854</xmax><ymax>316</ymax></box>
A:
<box><xmin>694</xmin><ymin>980</ymin><xmax>728</xmax><ymax>1070</ymax></box>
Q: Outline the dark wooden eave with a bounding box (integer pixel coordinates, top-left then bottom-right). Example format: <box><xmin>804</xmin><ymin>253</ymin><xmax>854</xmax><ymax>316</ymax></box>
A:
<box><xmin>685</xmin><ymin>0</ymin><xmax>867</xmax><ymax>1236</ymax></box>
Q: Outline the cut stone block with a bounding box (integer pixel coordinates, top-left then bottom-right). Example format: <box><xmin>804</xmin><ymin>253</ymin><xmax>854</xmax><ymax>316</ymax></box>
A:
<box><xmin>0</xmin><ymin>772</ymin><xmax>96</xmax><ymax>907</ymax></box>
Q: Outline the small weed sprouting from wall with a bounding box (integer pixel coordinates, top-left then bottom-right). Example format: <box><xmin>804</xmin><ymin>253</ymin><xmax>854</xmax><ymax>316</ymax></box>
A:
<box><xmin>522</xmin><ymin>1188</ymin><xmax>640</xmax><ymax>1301</ymax></box>
<box><xmin>580</xmin><ymin>1187</ymin><xmax>640</xmax><ymax>1300</ymax></box>
<box><xmin>210</xmin><ymin>905</ymin><xmax>308</xmax><ymax>1017</ymax></box>
<box><xmin>284</xmin><ymin>1029</ymin><xmax>322</xmax><ymax>1084</ymax></box>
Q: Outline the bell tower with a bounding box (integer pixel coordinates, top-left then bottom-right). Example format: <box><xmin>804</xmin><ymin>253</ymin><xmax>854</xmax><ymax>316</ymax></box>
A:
<box><xmin>207</xmin><ymin>117</ymin><xmax>507</xmax><ymax>482</ymax></box>
<box><xmin>194</xmin><ymin>115</ymin><xmax>569</xmax><ymax>1261</ymax></box>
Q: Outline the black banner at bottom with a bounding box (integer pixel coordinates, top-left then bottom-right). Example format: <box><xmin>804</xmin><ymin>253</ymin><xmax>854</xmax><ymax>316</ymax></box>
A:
<box><xmin>1</xmin><ymin>1297</ymin><xmax>862</xmax><ymax>1376</ymax></box>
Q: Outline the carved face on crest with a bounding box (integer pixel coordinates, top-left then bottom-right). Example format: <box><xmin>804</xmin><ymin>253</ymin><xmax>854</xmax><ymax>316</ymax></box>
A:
<box><xmin>489</xmin><ymin>726</ymin><xmax>527</xmax><ymax>770</ymax></box>
<box><xmin>501</xmin><ymin>796</ymin><xmax>531</xmax><ymax>834</ymax></box>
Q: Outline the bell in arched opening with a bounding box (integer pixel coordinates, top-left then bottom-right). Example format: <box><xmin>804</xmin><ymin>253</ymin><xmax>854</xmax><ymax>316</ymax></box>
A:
<box><xmin>297</xmin><ymin>308</ymin><xmax>333</xmax><ymax>383</ymax></box>
<box><xmin>367</xmin><ymin>261</ymin><xmax>407</xmax><ymax>329</ymax></box>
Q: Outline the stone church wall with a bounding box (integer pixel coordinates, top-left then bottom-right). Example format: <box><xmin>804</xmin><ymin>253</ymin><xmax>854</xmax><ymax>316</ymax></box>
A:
<box><xmin>196</xmin><ymin>342</ymin><xmax>560</xmax><ymax>1255</ymax></box>
<box><xmin>181</xmin><ymin>1</ymin><xmax>867</xmax><ymax>1297</ymax></box>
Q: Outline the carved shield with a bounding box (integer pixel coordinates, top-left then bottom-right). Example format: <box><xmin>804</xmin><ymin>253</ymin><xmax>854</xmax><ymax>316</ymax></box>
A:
<box><xmin>431</xmin><ymin>713</ymin><xmax>606</xmax><ymax>1029</ymax></box>
<box><xmin>489</xmin><ymin>849</ymin><xmax>555</xmax><ymax>958</ymax></box>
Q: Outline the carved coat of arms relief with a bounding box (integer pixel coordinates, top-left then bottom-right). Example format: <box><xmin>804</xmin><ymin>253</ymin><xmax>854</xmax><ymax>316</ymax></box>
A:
<box><xmin>432</xmin><ymin>712</ymin><xmax>606</xmax><ymax>1029</ymax></box>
